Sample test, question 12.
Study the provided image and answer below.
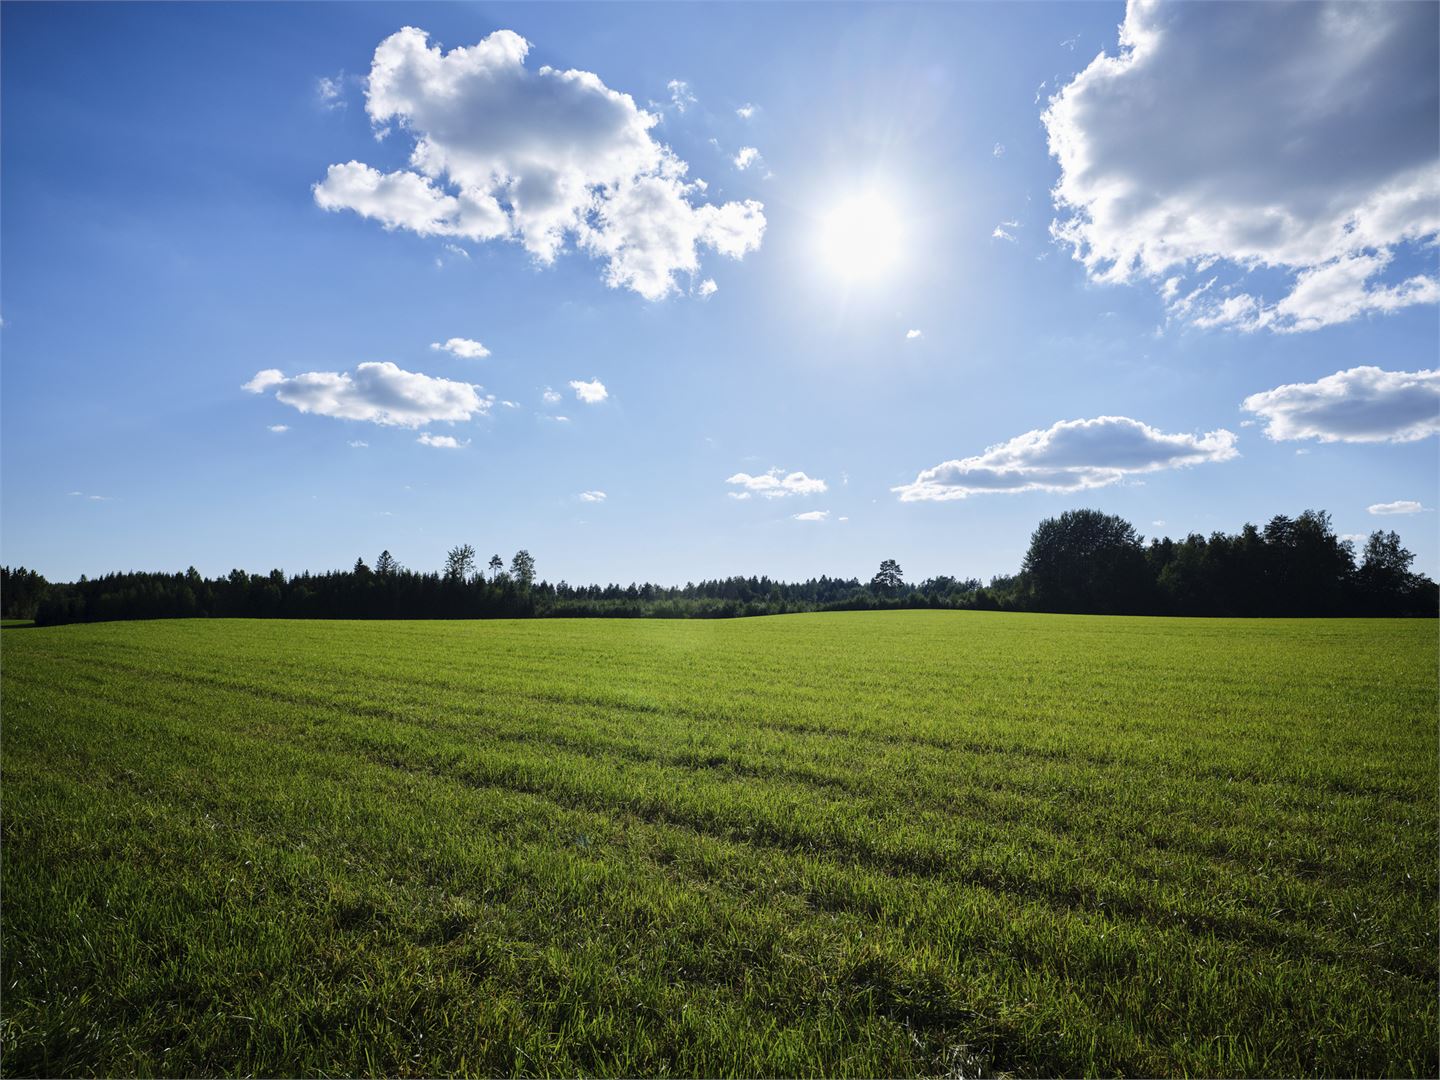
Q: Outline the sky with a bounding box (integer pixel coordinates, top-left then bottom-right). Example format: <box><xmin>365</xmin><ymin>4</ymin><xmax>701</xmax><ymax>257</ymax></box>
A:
<box><xmin>3</xmin><ymin>1</ymin><xmax>1438</xmax><ymax>586</ymax></box>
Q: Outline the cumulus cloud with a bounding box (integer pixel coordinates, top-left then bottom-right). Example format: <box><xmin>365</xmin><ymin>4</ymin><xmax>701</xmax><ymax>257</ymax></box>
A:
<box><xmin>992</xmin><ymin>143</ymin><xmax>1005</xmax><ymax>157</ymax></box>
<box><xmin>697</xmin><ymin>278</ymin><xmax>718</xmax><ymax>298</ymax></box>
<box><xmin>417</xmin><ymin>433</ymin><xmax>468</xmax><ymax>448</ymax></box>
<box><xmin>542</xmin><ymin>387</ymin><xmax>563</xmax><ymax>404</ymax></box>
<box><xmin>579</xmin><ymin>490</ymin><xmax>607</xmax><ymax>502</ymax></box>
<box><xmin>793</xmin><ymin>510</ymin><xmax>829</xmax><ymax>522</ymax></box>
<box><xmin>1044</xmin><ymin>1</ymin><xmax>1440</xmax><ymax>332</ymax></box>
<box><xmin>733</xmin><ymin>146</ymin><xmax>759</xmax><ymax>171</ymax></box>
<box><xmin>992</xmin><ymin>225</ymin><xmax>1017</xmax><ymax>243</ymax></box>
<box><xmin>313</xmin><ymin>28</ymin><xmax>765</xmax><ymax>300</ymax></box>
<box><xmin>726</xmin><ymin>469</ymin><xmax>828</xmax><ymax>498</ymax></box>
<box><xmin>569</xmin><ymin>378</ymin><xmax>608</xmax><ymax>404</ymax></box>
<box><xmin>906</xmin><ymin>329</ymin><xmax>923</xmax><ymax>340</ymax></box>
<box><xmin>430</xmin><ymin>337</ymin><xmax>490</xmax><ymax>359</ymax></box>
<box><xmin>736</xmin><ymin>103</ymin><xmax>756</xmax><ymax>120</ymax></box>
<box><xmin>894</xmin><ymin>416</ymin><xmax>1237</xmax><ymax>501</ymax></box>
<box><xmin>1241</xmin><ymin>367</ymin><xmax>1440</xmax><ymax>443</ymax></box>
<box><xmin>268</xmin><ymin>424</ymin><xmax>290</xmax><ymax>433</ymax></box>
<box><xmin>243</xmin><ymin>362</ymin><xmax>492</xmax><ymax>428</ymax></box>
<box><xmin>1368</xmin><ymin>500</ymin><xmax>1425</xmax><ymax>516</ymax></box>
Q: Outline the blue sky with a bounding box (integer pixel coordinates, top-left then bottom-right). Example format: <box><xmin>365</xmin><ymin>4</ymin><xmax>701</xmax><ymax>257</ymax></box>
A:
<box><xmin>3</xmin><ymin>1</ymin><xmax>1437</xmax><ymax>585</ymax></box>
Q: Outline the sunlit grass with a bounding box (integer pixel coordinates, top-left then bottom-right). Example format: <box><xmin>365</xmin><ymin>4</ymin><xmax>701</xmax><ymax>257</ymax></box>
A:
<box><xmin>2</xmin><ymin>612</ymin><xmax>1435</xmax><ymax>1076</ymax></box>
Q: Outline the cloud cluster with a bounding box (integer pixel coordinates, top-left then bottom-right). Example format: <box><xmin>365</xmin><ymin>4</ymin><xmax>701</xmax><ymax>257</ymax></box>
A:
<box><xmin>569</xmin><ymin>378</ymin><xmax>608</xmax><ymax>404</ymax></box>
<box><xmin>894</xmin><ymin>416</ymin><xmax>1237</xmax><ymax>501</ymax></box>
<box><xmin>243</xmin><ymin>362</ymin><xmax>491</xmax><ymax>428</ymax></box>
<box><xmin>1044</xmin><ymin>1</ymin><xmax>1439</xmax><ymax>332</ymax></box>
<box><xmin>313</xmin><ymin>28</ymin><xmax>765</xmax><ymax>300</ymax></box>
<box><xmin>1241</xmin><ymin>367</ymin><xmax>1440</xmax><ymax>444</ymax></box>
<box><xmin>417</xmin><ymin>433</ymin><xmax>468</xmax><ymax>448</ymax></box>
<box><xmin>1368</xmin><ymin>500</ymin><xmax>1424</xmax><ymax>516</ymax></box>
<box><xmin>726</xmin><ymin>469</ymin><xmax>828</xmax><ymax>500</ymax></box>
<box><xmin>430</xmin><ymin>337</ymin><xmax>490</xmax><ymax>359</ymax></box>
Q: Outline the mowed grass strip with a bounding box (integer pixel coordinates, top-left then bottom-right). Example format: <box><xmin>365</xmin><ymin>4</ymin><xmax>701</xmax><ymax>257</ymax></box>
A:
<box><xmin>1</xmin><ymin>612</ymin><xmax>1434</xmax><ymax>1077</ymax></box>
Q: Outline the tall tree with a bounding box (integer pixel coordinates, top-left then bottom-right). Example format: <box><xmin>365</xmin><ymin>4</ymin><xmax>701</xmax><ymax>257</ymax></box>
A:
<box><xmin>444</xmin><ymin>544</ymin><xmax>477</xmax><ymax>582</ymax></box>
<box><xmin>487</xmin><ymin>554</ymin><xmax>504</xmax><ymax>581</ymax></box>
<box><xmin>870</xmin><ymin>559</ymin><xmax>905</xmax><ymax>594</ymax></box>
<box><xmin>511</xmin><ymin>549</ymin><xmax>536</xmax><ymax>588</ymax></box>
<box><xmin>375</xmin><ymin>550</ymin><xmax>397</xmax><ymax>576</ymax></box>
<box><xmin>1022</xmin><ymin>509</ymin><xmax>1150</xmax><ymax>614</ymax></box>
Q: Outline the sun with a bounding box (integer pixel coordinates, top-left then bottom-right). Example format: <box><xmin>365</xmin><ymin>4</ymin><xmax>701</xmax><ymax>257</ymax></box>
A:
<box><xmin>817</xmin><ymin>192</ymin><xmax>904</xmax><ymax>281</ymax></box>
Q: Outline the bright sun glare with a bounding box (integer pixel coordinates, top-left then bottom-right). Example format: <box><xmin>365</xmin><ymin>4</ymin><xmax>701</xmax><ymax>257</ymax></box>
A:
<box><xmin>817</xmin><ymin>193</ymin><xmax>904</xmax><ymax>281</ymax></box>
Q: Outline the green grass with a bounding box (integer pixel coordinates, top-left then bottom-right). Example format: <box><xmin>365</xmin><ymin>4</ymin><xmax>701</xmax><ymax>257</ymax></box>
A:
<box><xmin>2</xmin><ymin>612</ymin><xmax>1435</xmax><ymax>1077</ymax></box>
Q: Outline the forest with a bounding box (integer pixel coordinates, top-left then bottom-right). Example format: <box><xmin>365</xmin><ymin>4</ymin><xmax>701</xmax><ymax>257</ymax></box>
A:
<box><xmin>4</xmin><ymin>509</ymin><xmax>1434</xmax><ymax>626</ymax></box>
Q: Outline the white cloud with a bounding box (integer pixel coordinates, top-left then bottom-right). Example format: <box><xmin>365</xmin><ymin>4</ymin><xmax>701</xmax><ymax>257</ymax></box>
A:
<box><xmin>992</xmin><ymin>143</ymin><xmax>1005</xmax><ymax>157</ymax></box>
<box><xmin>905</xmin><ymin>329</ymin><xmax>923</xmax><ymax>340</ymax></box>
<box><xmin>349</xmin><ymin>440</ymin><xmax>369</xmax><ymax>448</ymax></box>
<box><xmin>992</xmin><ymin>226</ymin><xmax>1017</xmax><ymax>243</ymax></box>
<box><xmin>726</xmin><ymin>469</ymin><xmax>828</xmax><ymax>499</ymax></box>
<box><xmin>430</xmin><ymin>337</ymin><xmax>490</xmax><ymax>359</ymax></box>
<box><xmin>697</xmin><ymin>278</ymin><xmax>718</xmax><ymax>298</ymax></box>
<box><xmin>569</xmin><ymin>378</ymin><xmax>608</xmax><ymax>404</ymax></box>
<box><xmin>316</xmin><ymin>74</ymin><xmax>345</xmax><ymax>110</ymax></box>
<box><xmin>244</xmin><ymin>362</ymin><xmax>492</xmax><ymax>428</ymax></box>
<box><xmin>894</xmin><ymin>415</ymin><xmax>1237</xmax><ymax>501</ymax></box>
<box><xmin>546</xmin><ymin>415</ymin><xmax>571</xmax><ymax>423</ymax></box>
<box><xmin>417</xmin><ymin>433</ymin><xmax>468</xmax><ymax>448</ymax></box>
<box><xmin>667</xmin><ymin>78</ymin><xmax>696</xmax><ymax>113</ymax></box>
<box><xmin>793</xmin><ymin>510</ymin><xmax>829</xmax><ymax>522</ymax></box>
<box><xmin>733</xmin><ymin>146</ymin><xmax>759</xmax><ymax>171</ymax></box>
<box><xmin>69</xmin><ymin>491</ymin><xmax>113</xmax><ymax>502</ymax></box>
<box><xmin>1044</xmin><ymin>1</ymin><xmax>1440</xmax><ymax>332</ymax></box>
<box><xmin>500</xmin><ymin>400</ymin><xmax>519</xmax><ymax>408</ymax></box>
<box><xmin>1368</xmin><ymin>500</ymin><xmax>1425</xmax><ymax>516</ymax></box>
<box><xmin>314</xmin><ymin>30</ymin><xmax>764</xmax><ymax>300</ymax></box>
<box><xmin>1241</xmin><ymin>367</ymin><xmax>1440</xmax><ymax>444</ymax></box>
<box><xmin>268</xmin><ymin>424</ymin><xmax>289</xmax><ymax>433</ymax></box>
<box><xmin>542</xmin><ymin>387</ymin><xmax>563</xmax><ymax>405</ymax></box>
<box><xmin>736</xmin><ymin>103</ymin><xmax>756</xmax><ymax>120</ymax></box>
<box><xmin>579</xmin><ymin>490</ymin><xmax>607</xmax><ymax>502</ymax></box>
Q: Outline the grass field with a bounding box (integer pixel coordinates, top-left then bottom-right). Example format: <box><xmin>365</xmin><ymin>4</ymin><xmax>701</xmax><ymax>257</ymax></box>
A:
<box><xmin>1</xmin><ymin>612</ymin><xmax>1435</xmax><ymax>1077</ymax></box>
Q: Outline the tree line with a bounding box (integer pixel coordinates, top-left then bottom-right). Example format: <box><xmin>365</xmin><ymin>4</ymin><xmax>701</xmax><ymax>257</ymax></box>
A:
<box><xmin>3</xmin><ymin>508</ymin><xmax>1433</xmax><ymax>627</ymax></box>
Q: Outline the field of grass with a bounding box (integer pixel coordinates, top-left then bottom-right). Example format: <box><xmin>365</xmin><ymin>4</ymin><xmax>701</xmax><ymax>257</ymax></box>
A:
<box><xmin>2</xmin><ymin>612</ymin><xmax>1435</xmax><ymax>1077</ymax></box>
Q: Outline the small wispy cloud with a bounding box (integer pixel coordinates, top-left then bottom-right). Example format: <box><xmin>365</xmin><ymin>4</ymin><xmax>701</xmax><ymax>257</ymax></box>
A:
<box><xmin>268</xmin><ymin>424</ymin><xmax>290</xmax><ymax>433</ymax></box>
<box><xmin>667</xmin><ymin>78</ymin><xmax>696</xmax><ymax>113</ymax></box>
<box><xmin>570</xmin><ymin>378</ymin><xmax>608</xmax><ymax>404</ymax></box>
<box><xmin>733</xmin><ymin>146</ymin><xmax>760</xmax><ymax>171</ymax></box>
<box><xmin>992</xmin><ymin>225</ymin><xmax>1017</xmax><ymax>243</ymax></box>
<box><xmin>727</xmin><ymin>469</ymin><xmax>827</xmax><ymax>499</ymax></box>
<box><xmin>736</xmin><ymin>103</ymin><xmax>756</xmax><ymax>119</ymax></box>
<box><xmin>992</xmin><ymin>142</ymin><xmax>1005</xmax><ymax>157</ymax></box>
<box><xmin>793</xmin><ymin>510</ymin><xmax>829</xmax><ymax>522</ymax></box>
<box><xmin>316</xmin><ymin>73</ymin><xmax>346</xmax><ymax>110</ymax></box>
<box><xmin>431</xmin><ymin>337</ymin><xmax>490</xmax><ymax>359</ymax></box>
<box><xmin>1368</xmin><ymin>500</ymin><xmax>1426</xmax><ymax>516</ymax></box>
<box><xmin>579</xmin><ymin>490</ymin><xmax>607</xmax><ymax>503</ymax></box>
<box><xmin>68</xmin><ymin>491</ymin><xmax>113</xmax><ymax>502</ymax></box>
<box><xmin>542</xmin><ymin>387</ymin><xmax>563</xmax><ymax>405</ymax></box>
<box><xmin>905</xmin><ymin>329</ymin><xmax>923</xmax><ymax>340</ymax></box>
<box><xmin>697</xmin><ymin>278</ymin><xmax>718</xmax><ymax>298</ymax></box>
<box><xmin>417</xmin><ymin>433</ymin><xmax>468</xmax><ymax>449</ymax></box>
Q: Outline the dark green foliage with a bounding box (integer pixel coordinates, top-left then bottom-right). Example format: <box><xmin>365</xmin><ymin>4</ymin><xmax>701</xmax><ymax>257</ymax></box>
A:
<box><xmin>11</xmin><ymin>508</ymin><xmax>1437</xmax><ymax>627</ymax></box>
<box><xmin>2</xmin><ymin>613</ymin><xmax>1435</xmax><ymax>1077</ymax></box>
<box><xmin>0</xmin><ymin>565</ymin><xmax>48</xmax><ymax>619</ymax></box>
<box><xmin>1022</xmin><ymin>509</ymin><xmax>1151</xmax><ymax>614</ymax></box>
